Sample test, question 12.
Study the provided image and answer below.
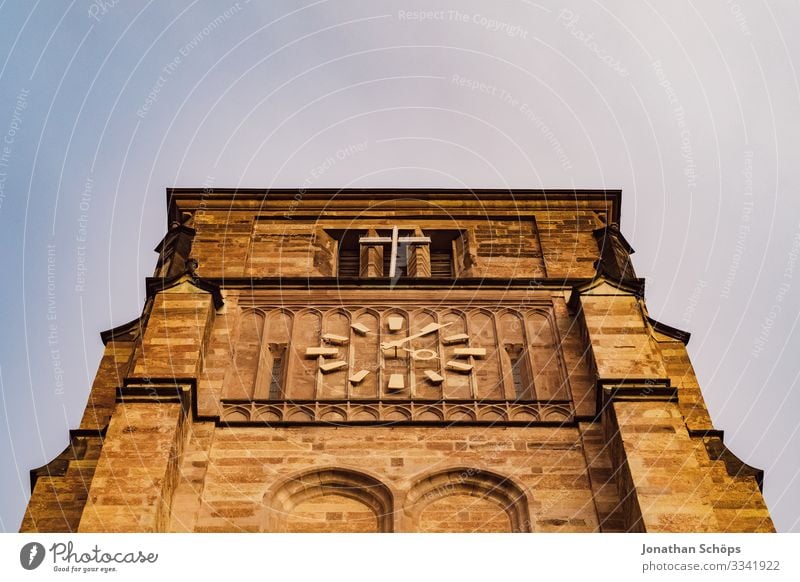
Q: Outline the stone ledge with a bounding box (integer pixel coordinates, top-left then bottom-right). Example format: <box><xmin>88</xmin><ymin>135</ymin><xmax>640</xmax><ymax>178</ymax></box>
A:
<box><xmin>219</xmin><ymin>398</ymin><xmax>574</xmax><ymax>426</ymax></box>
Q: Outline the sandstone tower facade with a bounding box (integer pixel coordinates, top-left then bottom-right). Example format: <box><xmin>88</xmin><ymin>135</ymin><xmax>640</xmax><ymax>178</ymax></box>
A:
<box><xmin>21</xmin><ymin>189</ymin><xmax>773</xmax><ymax>532</ymax></box>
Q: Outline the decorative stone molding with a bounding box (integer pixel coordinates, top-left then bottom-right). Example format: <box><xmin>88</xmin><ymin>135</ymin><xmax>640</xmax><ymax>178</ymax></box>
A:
<box><xmin>219</xmin><ymin>398</ymin><xmax>573</xmax><ymax>426</ymax></box>
<box><xmin>704</xmin><ymin>436</ymin><xmax>765</xmax><ymax>491</ymax></box>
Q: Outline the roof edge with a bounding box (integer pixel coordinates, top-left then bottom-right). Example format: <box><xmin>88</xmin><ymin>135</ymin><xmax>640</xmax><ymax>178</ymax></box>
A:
<box><xmin>166</xmin><ymin>187</ymin><xmax>623</xmax><ymax>224</ymax></box>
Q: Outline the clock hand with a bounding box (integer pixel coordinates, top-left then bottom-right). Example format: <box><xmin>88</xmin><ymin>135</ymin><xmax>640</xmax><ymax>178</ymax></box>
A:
<box><xmin>381</xmin><ymin>322</ymin><xmax>452</xmax><ymax>350</ymax></box>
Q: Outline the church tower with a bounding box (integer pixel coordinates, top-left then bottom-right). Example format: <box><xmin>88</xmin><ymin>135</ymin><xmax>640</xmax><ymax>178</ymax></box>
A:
<box><xmin>21</xmin><ymin>189</ymin><xmax>774</xmax><ymax>532</ymax></box>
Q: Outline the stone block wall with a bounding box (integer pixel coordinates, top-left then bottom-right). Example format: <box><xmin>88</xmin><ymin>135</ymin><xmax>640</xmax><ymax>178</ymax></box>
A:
<box><xmin>20</xmin><ymin>190</ymin><xmax>774</xmax><ymax>533</ymax></box>
<box><xmin>169</xmin><ymin>425</ymin><xmax>609</xmax><ymax>533</ymax></box>
<box><xmin>607</xmin><ymin>401</ymin><xmax>772</xmax><ymax>533</ymax></box>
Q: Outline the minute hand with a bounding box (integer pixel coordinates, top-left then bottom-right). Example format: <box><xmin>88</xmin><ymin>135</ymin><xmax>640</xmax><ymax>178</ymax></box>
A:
<box><xmin>381</xmin><ymin>322</ymin><xmax>452</xmax><ymax>350</ymax></box>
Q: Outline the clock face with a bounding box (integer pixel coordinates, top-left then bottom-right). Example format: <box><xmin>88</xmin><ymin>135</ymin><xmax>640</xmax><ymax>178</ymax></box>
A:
<box><xmin>224</xmin><ymin>304</ymin><xmax>567</xmax><ymax>403</ymax></box>
<box><xmin>312</xmin><ymin>320</ymin><xmax>486</xmax><ymax>392</ymax></box>
<box><xmin>308</xmin><ymin>319</ymin><xmax>457</xmax><ymax>393</ymax></box>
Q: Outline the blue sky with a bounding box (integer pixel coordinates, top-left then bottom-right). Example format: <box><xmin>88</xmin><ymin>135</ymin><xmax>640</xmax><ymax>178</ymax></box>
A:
<box><xmin>1</xmin><ymin>0</ymin><xmax>799</xmax><ymax>532</ymax></box>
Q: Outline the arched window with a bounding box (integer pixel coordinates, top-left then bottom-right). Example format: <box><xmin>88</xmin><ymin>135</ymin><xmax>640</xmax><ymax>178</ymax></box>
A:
<box><xmin>266</xmin><ymin>468</ymin><xmax>394</xmax><ymax>532</ymax></box>
<box><xmin>405</xmin><ymin>468</ymin><xmax>530</xmax><ymax>533</ymax></box>
<box><xmin>525</xmin><ymin>310</ymin><xmax>568</xmax><ymax>400</ymax></box>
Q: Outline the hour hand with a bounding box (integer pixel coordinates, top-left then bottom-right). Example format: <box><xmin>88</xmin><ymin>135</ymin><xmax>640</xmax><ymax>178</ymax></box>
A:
<box><xmin>380</xmin><ymin>322</ymin><xmax>452</xmax><ymax>350</ymax></box>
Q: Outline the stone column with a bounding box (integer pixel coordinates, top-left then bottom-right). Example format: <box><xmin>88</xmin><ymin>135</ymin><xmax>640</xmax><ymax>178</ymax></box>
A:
<box><xmin>406</xmin><ymin>228</ymin><xmax>431</xmax><ymax>277</ymax></box>
<box><xmin>359</xmin><ymin>229</ymin><xmax>384</xmax><ymax>277</ymax></box>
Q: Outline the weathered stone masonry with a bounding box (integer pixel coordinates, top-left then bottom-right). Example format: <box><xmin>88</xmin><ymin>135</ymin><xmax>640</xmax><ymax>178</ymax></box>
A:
<box><xmin>21</xmin><ymin>189</ymin><xmax>773</xmax><ymax>533</ymax></box>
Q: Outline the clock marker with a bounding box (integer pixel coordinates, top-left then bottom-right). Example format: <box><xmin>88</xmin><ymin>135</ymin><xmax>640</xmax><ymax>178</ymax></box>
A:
<box><xmin>349</xmin><ymin>370</ymin><xmax>370</xmax><ymax>384</ymax></box>
<box><xmin>424</xmin><ymin>370</ymin><xmax>444</xmax><ymax>384</ymax></box>
<box><xmin>305</xmin><ymin>346</ymin><xmax>338</xmax><ymax>357</ymax></box>
<box><xmin>454</xmin><ymin>347</ymin><xmax>487</xmax><ymax>358</ymax></box>
<box><xmin>446</xmin><ymin>360</ymin><xmax>473</xmax><ymax>373</ymax></box>
<box><xmin>442</xmin><ymin>333</ymin><xmax>470</xmax><ymax>345</ymax></box>
<box><xmin>351</xmin><ymin>322</ymin><xmax>370</xmax><ymax>335</ymax></box>
<box><xmin>387</xmin><ymin>374</ymin><xmax>405</xmax><ymax>390</ymax></box>
<box><xmin>322</xmin><ymin>333</ymin><xmax>349</xmax><ymax>345</ymax></box>
<box><xmin>319</xmin><ymin>360</ymin><xmax>347</xmax><ymax>373</ymax></box>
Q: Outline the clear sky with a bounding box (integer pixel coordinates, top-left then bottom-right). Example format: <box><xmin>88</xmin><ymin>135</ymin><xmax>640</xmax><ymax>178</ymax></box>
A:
<box><xmin>0</xmin><ymin>1</ymin><xmax>798</xmax><ymax>532</ymax></box>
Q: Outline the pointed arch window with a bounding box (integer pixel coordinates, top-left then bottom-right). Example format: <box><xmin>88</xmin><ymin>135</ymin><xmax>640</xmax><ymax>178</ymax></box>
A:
<box><xmin>505</xmin><ymin>344</ymin><xmax>534</xmax><ymax>400</ymax></box>
<box><xmin>224</xmin><ymin>311</ymin><xmax>289</xmax><ymax>400</ymax></box>
<box><xmin>267</xmin><ymin>344</ymin><xmax>287</xmax><ymax>399</ymax></box>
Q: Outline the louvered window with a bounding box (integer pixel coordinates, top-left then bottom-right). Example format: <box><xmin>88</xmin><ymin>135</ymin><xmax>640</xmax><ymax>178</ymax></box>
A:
<box><xmin>338</xmin><ymin>247</ymin><xmax>360</xmax><ymax>276</ymax></box>
<box><xmin>329</xmin><ymin>229</ymin><xmax>364</xmax><ymax>277</ymax></box>
<box><xmin>430</xmin><ymin>250</ymin><xmax>453</xmax><ymax>277</ymax></box>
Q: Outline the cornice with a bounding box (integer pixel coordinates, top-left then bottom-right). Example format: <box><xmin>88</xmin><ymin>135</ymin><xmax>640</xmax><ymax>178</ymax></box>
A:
<box><xmin>99</xmin><ymin>317</ymin><xmax>144</xmax><ymax>346</ymax></box>
<box><xmin>566</xmin><ymin>275</ymin><xmax>647</xmax><ymax>312</ymax></box>
<box><xmin>166</xmin><ymin>187</ymin><xmax>623</xmax><ymax>225</ymax></box>
<box><xmin>145</xmin><ymin>273</ymin><xmax>224</xmax><ymax>310</ymax></box>
<box><xmin>647</xmin><ymin>317</ymin><xmax>692</xmax><ymax>345</ymax></box>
